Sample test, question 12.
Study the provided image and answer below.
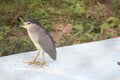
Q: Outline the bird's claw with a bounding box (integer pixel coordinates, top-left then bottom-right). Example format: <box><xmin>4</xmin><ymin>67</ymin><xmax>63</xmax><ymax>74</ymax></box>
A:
<box><xmin>40</xmin><ymin>61</ymin><xmax>48</xmax><ymax>67</ymax></box>
<box><xmin>23</xmin><ymin>61</ymin><xmax>48</xmax><ymax>67</ymax></box>
<box><xmin>23</xmin><ymin>61</ymin><xmax>41</xmax><ymax>65</ymax></box>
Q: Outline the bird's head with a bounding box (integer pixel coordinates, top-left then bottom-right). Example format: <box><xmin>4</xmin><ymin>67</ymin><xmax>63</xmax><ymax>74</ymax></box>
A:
<box><xmin>19</xmin><ymin>18</ymin><xmax>40</xmax><ymax>29</ymax></box>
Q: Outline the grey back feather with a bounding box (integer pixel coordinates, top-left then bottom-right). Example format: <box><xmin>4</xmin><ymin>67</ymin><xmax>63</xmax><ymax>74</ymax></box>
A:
<box><xmin>38</xmin><ymin>28</ymin><xmax>57</xmax><ymax>60</ymax></box>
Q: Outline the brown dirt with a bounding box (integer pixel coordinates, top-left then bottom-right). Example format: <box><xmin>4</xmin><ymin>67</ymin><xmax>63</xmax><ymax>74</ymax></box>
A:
<box><xmin>51</xmin><ymin>23</ymin><xmax>73</xmax><ymax>46</ymax></box>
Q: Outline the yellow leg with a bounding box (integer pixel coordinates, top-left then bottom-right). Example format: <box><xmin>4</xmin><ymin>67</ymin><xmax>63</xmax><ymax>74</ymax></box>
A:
<box><xmin>33</xmin><ymin>50</ymin><xmax>40</xmax><ymax>62</ymax></box>
<box><xmin>24</xmin><ymin>50</ymin><xmax>40</xmax><ymax>65</ymax></box>
<box><xmin>41</xmin><ymin>51</ymin><xmax>48</xmax><ymax>67</ymax></box>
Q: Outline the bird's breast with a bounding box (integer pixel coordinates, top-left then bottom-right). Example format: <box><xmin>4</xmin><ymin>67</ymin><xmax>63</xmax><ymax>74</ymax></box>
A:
<box><xmin>27</xmin><ymin>30</ymin><xmax>38</xmax><ymax>41</ymax></box>
<box><xmin>27</xmin><ymin>29</ymin><xmax>41</xmax><ymax>49</ymax></box>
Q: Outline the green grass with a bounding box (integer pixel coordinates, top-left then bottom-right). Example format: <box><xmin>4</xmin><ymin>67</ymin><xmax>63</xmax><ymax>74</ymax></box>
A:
<box><xmin>0</xmin><ymin>0</ymin><xmax>120</xmax><ymax>56</ymax></box>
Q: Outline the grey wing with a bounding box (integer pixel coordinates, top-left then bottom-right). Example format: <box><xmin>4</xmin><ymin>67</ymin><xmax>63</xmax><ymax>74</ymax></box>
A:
<box><xmin>38</xmin><ymin>28</ymin><xmax>57</xmax><ymax>60</ymax></box>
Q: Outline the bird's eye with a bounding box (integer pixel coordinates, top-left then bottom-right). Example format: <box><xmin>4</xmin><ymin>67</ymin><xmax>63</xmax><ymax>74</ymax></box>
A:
<box><xmin>28</xmin><ymin>22</ymin><xmax>31</xmax><ymax>25</ymax></box>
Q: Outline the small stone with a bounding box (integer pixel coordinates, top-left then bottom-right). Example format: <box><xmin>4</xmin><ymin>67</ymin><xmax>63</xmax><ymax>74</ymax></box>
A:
<box><xmin>117</xmin><ymin>62</ymin><xmax>120</xmax><ymax>65</ymax></box>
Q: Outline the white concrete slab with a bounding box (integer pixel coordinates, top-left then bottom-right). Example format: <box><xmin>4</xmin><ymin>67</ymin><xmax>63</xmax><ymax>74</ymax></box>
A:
<box><xmin>0</xmin><ymin>38</ymin><xmax>120</xmax><ymax>80</ymax></box>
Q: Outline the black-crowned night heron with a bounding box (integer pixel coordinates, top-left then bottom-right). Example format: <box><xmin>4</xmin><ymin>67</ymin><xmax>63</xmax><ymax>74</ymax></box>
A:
<box><xmin>20</xmin><ymin>19</ymin><xmax>57</xmax><ymax>66</ymax></box>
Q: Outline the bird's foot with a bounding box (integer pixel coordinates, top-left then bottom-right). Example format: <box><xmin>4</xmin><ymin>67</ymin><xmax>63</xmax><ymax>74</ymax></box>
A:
<box><xmin>40</xmin><ymin>61</ymin><xmax>48</xmax><ymax>67</ymax></box>
<box><xmin>23</xmin><ymin>61</ymin><xmax>41</xmax><ymax>65</ymax></box>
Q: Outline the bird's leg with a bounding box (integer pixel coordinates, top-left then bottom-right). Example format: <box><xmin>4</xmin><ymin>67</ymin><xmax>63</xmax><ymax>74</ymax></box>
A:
<box><xmin>41</xmin><ymin>51</ymin><xmax>48</xmax><ymax>67</ymax></box>
<box><xmin>24</xmin><ymin>50</ymin><xmax>40</xmax><ymax>65</ymax></box>
<box><xmin>32</xmin><ymin>50</ymin><xmax>40</xmax><ymax>63</ymax></box>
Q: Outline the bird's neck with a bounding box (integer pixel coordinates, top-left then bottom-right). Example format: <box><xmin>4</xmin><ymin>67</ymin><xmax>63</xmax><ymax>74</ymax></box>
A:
<box><xmin>27</xmin><ymin>27</ymin><xmax>38</xmax><ymax>33</ymax></box>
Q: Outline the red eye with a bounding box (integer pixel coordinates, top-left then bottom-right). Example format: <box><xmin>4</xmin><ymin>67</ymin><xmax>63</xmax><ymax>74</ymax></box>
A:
<box><xmin>28</xmin><ymin>22</ymin><xmax>31</xmax><ymax>25</ymax></box>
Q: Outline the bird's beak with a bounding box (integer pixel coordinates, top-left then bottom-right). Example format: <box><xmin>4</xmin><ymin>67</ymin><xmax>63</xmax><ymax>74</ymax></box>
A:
<box><xmin>19</xmin><ymin>24</ymin><xmax>24</xmax><ymax>27</ymax></box>
<box><xmin>19</xmin><ymin>17</ymin><xmax>25</xmax><ymax>28</ymax></box>
<box><xmin>19</xmin><ymin>23</ymin><xmax>27</xmax><ymax>29</ymax></box>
